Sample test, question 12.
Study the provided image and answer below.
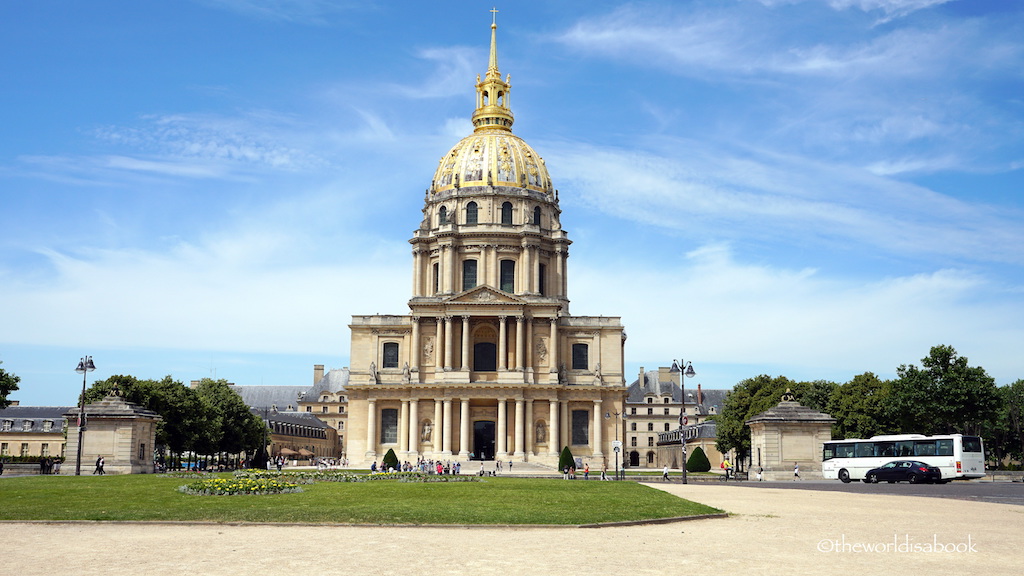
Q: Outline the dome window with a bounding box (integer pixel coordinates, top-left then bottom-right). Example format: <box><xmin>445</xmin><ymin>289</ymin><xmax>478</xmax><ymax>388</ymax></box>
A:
<box><xmin>466</xmin><ymin>201</ymin><xmax>478</xmax><ymax>225</ymax></box>
<box><xmin>501</xmin><ymin>202</ymin><xmax>513</xmax><ymax>225</ymax></box>
<box><xmin>438</xmin><ymin>206</ymin><xmax>448</xmax><ymax>226</ymax></box>
<box><xmin>533</xmin><ymin>206</ymin><xmax>541</xmax><ymax>226</ymax></box>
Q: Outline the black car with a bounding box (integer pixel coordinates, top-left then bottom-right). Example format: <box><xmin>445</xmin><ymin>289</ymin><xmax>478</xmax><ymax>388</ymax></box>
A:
<box><xmin>864</xmin><ymin>460</ymin><xmax>944</xmax><ymax>484</ymax></box>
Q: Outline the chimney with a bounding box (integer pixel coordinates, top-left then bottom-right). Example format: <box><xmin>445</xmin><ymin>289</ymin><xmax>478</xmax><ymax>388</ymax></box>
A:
<box><xmin>314</xmin><ymin>364</ymin><xmax>325</xmax><ymax>384</ymax></box>
<box><xmin>638</xmin><ymin>366</ymin><xmax>645</xmax><ymax>388</ymax></box>
<box><xmin>698</xmin><ymin>383</ymin><xmax>703</xmax><ymax>406</ymax></box>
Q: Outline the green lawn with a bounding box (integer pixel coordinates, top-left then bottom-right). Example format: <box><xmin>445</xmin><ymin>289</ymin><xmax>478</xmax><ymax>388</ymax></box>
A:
<box><xmin>0</xmin><ymin>474</ymin><xmax>721</xmax><ymax>525</ymax></box>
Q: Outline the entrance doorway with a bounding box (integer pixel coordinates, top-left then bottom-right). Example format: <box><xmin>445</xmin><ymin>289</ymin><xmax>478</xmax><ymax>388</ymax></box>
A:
<box><xmin>473</xmin><ymin>420</ymin><xmax>496</xmax><ymax>460</ymax></box>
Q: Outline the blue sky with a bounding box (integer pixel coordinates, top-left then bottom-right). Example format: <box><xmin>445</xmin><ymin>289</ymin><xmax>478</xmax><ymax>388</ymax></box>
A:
<box><xmin>2</xmin><ymin>0</ymin><xmax>1023</xmax><ymax>406</ymax></box>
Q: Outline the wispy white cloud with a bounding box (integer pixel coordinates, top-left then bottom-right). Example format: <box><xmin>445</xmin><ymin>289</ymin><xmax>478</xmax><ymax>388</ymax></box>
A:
<box><xmin>546</xmin><ymin>138</ymin><xmax>1024</xmax><ymax>265</ymax></box>
<box><xmin>571</xmin><ymin>242</ymin><xmax>1024</xmax><ymax>383</ymax></box>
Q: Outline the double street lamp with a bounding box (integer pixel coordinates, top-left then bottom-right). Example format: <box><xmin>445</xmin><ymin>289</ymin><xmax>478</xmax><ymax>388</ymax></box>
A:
<box><xmin>605</xmin><ymin>409</ymin><xmax>627</xmax><ymax>480</ymax></box>
<box><xmin>74</xmin><ymin>356</ymin><xmax>96</xmax><ymax>476</ymax></box>
<box><xmin>672</xmin><ymin>359</ymin><xmax>695</xmax><ymax>484</ymax></box>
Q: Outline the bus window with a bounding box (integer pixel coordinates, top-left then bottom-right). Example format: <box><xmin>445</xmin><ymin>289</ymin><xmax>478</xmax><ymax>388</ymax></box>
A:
<box><xmin>914</xmin><ymin>441</ymin><xmax>936</xmax><ymax>456</ymax></box>
<box><xmin>962</xmin><ymin>437</ymin><xmax>982</xmax><ymax>452</ymax></box>
<box><xmin>823</xmin><ymin>445</ymin><xmax>835</xmax><ymax>460</ymax></box>
<box><xmin>855</xmin><ymin>443</ymin><xmax>875</xmax><ymax>457</ymax></box>
<box><xmin>936</xmin><ymin>439</ymin><xmax>953</xmax><ymax>456</ymax></box>
<box><xmin>836</xmin><ymin>444</ymin><xmax>855</xmax><ymax>458</ymax></box>
<box><xmin>877</xmin><ymin>442</ymin><xmax>895</xmax><ymax>457</ymax></box>
<box><xmin>896</xmin><ymin>441</ymin><xmax>914</xmax><ymax>457</ymax></box>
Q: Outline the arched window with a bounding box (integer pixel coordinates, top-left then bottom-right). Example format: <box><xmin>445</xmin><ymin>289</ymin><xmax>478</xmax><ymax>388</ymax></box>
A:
<box><xmin>432</xmin><ymin>263</ymin><xmax>440</xmax><ymax>294</ymax></box>
<box><xmin>538</xmin><ymin>263</ymin><xmax>547</xmax><ymax>296</ymax></box>
<box><xmin>438</xmin><ymin>206</ymin><xmax>448</xmax><ymax>225</ymax></box>
<box><xmin>382</xmin><ymin>342</ymin><xmax>399</xmax><ymax>368</ymax></box>
<box><xmin>571</xmin><ymin>343</ymin><xmax>588</xmax><ymax>370</ymax></box>
<box><xmin>500</xmin><ymin>259</ymin><xmax>515</xmax><ymax>292</ymax></box>
<box><xmin>533</xmin><ymin>206</ymin><xmax>541</xmax><ymax>226</ymax></box>
<box><xmin>664</xmin><ymin>398</ymin><xmax>670</xmax><ymax>403</ymax></box>
<box><xmin>647</xmin><ymin>451</ymin><xmax>655</xmax><ymax>464</ymax></box>
<box><xmin>501</xmin><ymin>202</ymin><xmax>513</xmax><ymax>225</ymax></box>
<box><xmin>466</xmin><ymin>202</ymin><xmax>478</xmax><ymax>225</ymax></box>
<box><xmin>462</xmin><ymin>259</ymin><xmax>478</xmax><ymax>291</ymax></box>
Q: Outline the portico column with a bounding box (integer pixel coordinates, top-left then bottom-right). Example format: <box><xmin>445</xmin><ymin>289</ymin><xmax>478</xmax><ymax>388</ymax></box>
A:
<box><xmin>459</xmin><ymin>399</ymin><xmax>471</xmax><ymax>458</ymax></box>
<box><xmin>442</xmin><ymin>399</ymin><xmax>453</xmax><ymax>456</ymax></box>
<box><xmin>366</xmin><ymin>399</ymin><xmax>377</xmax><ymax>457</ymax></box>
<box><xmin>497</xmin><ymin>399</ymin><xmax>507</xmax><ymax>457</ymax></box>
<box><xmin>525</xmin><ymin>319</ymin><xmax>534</xmax><ymax>381</ymax></box>
<box><xmin>549</xmin><ymin>318</ymin><xmax>559</xmax><ymax>376</ymax></box>
<box><xmin>515</xmin><ymin>316</ymin><xmax>524</xmax><ymax>371</ymax></box>
<box><xmin>461</xmin><ymin>315</ymin><xmax>470</xmax><ymax>371</ymax></box>
<box><xmin>498</xmin><ymin>316</ymin><xmax>508</xmax><ymax>371</ymax></box>
<box><xmin>412</xmin><ymin>248</ymin><xmax>423</xmax><ymax>296</ymax></box>
<box><xmin>592</xmin><ymin>399</ymin><xmax>603</xmax><ymax>457</ymax></box>
<box><xmin>435</xmin><ymin>318</ymin><xmax>444</xmax><ymax>368</ymax></box>
<box><xmin>434</xmin><ymin>400</ymin><xmax>443</xmax><ymax>454</ymax></box>
<box><xmin>555</xmin><ymin>248</ymin><xmax>564</xmax><ymax>298</ymax></box>
<box><xmin>444</xmin><ymin>316</ymin><xmax>454</xmax><ymax>371</ymax></box>
<box><xmin>521</xmin><ymin>240</ymin><xmax>532</xmax><ymax>293</ymax></box>
<box><xmin>399</xmin><ymin>400</ymin><xmax>409</xmax><ymax>454</ymax></box>
<box><xmin>490</xmin><ymin>245</ymin><xmax>499</xmax><ymax>288</ymax></box>
<box><xmin>514</xmin><ymin>399</ymin><xmax>525</xmax><ymax>458</ymax></box>
<box><xmin>410</xmin><ymin>317</ymin><xmax>421</xmax><ymax>372</ymax></box>
<box><xmin>408</xmin><ymin>399</ymin><xmax>419</xmax><ymax>456</ymax></box>
<box><xmin>548</xmin><ymin>399</ymin><xmax>559</xmax><ymax>456</ymax></box>
<box><xmin>560</xmin><ymin>400</ymin><xmax>569</xmax><ymax>451</ymax></box>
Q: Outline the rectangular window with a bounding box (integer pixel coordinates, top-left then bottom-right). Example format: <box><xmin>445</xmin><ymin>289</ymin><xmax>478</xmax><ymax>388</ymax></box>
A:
<box><xmin>914</xmin><ymin>441</ymin><xmax>937</xmax><ymax>457</ymax></box>
<box><xmin>139</xmin><ymin>443</ymin><xmax>146</xmax><ymax>460</ymax></box>
<box><xmin>500</xmin><ymin>260</ymin><xmax>515</xmax><ymax>293</ymax></box>
<box><xmin>41</xmin><ymin>443</ymin><xmax>50</xmax><ymax>457</ymax></box>
<box><xmin>338</xmin><ymin>406</ymin><xmax>345</xmax><ymax>413</ymax></box>
<box><xmin>664</xmin><ymin>408</ymin><xmax>670</xmax><ymax>415</ymax></box>
<box><xmin>962</xmin><ymin>437</ymin><xmax>982</xmax><ymax>452</ymax></box>
<box><xmin>0</xmin><ymin>442</ymin><xmax>8</xmax><ymax>455</ymax></box>
<box><xmin>381</xmin><ymin>408</ymin><xmax>399</xmax><ymax>444</ymax></box>
<box><xmin>538</xmin><ymin>263</ymin><xmax>547</xmax><ymax>296</ymax></box>
<box><xmin>1</xmin><ymin>420</ymin><xmax>10</xmax><ymax>431</ymax></box>
<box><xmin>462</xmin><ymin>259</ymin><xmax>478</xmax><ymax>291</ymax></box>
<box><xmin>936</xmin><ymin>439</ymin><xmax>953</xmax><ymax>456</ymax></box>
<box><xmin>20</xmin><ymin>443</ymin><xmax>29</xmax><ymax>457</ymax></box>
<box><xmin>571</xmin><ymin>409</ymin><xmax>589</xmax><ymax>445</ymax></box>
<box><xmin>630</xmin><ymin>407</ymin><xmax>636</xmax><ymax>415</ymax></box>
<box><xmin>322</xmin><ymin>406</ymin><xmax>328</xmax><ymax>413</ymax></box>
<box><xmin>630</xmin><ymin>436</ymin><xmax>637</xmax><ymax>447</ymax></box>
<box><xmin>571</xmin><ymin>343</ymin><xmax>588</xmax><ymax>370</ymax></box>
<box><xmin>433</xmin><ymin>263</ymin><xmax>440</xmax><ymax>294</ymax></box>
<box><xmin>648</xmin><ymin>437</ymin><xmax>654</xmax><ymax>447</ymax></box>
<box><xmin>855</xmin><ymin>442</ymin><xmax>875</xmax><ymax>458</ymax></box>
<box><xmin>383</xmin><ymin>342</ymin><xmax>400</xmax><ymax>368</ymax></box>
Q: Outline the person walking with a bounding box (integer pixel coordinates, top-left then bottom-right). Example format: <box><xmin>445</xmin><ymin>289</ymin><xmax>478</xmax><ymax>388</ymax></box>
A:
<box><xmin>93</xmin><ymin>456</ymin><xmax>105</xmax><ymax>475</ymax></box>
<box><xmin>793</xmin><ymin>461</ymin><xmax>800</xmax><ymax>480</ymax></box>
<box><xmin>663</xmin><ymin>465</ymin><xmax>670</xmax><ymax>482</ymax></box>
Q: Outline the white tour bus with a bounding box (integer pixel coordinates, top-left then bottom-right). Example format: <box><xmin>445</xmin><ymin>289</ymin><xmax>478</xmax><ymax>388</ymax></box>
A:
<box><xmin>821</xmin><ymin>433</ymin><xmax>985</xmax><ymax>483</ymax></box>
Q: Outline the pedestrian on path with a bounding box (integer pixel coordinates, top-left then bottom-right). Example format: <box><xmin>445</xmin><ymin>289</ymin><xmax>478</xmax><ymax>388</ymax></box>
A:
<box><xmin>663</xmin><ymin>465</ymin><xmax>669</xmax><ymax>481</ymax></box>
<box><xmin>794</xmin><ymin>462</ymin><xmax>800</xmax><ymax>480</ymax></box>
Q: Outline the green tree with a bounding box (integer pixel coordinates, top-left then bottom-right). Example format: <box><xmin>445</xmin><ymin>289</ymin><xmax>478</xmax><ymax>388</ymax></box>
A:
<box><xmin>827</xmin><ymin>372</ymin><xmax>892</xmax><ymax>439</ymax></box>
<box><xmin>558</xmin><ymin>446</ymin><xmax>575</xmax><ymax>472</ymax></box>
<box><xmin>989</xmin><ymin>379</ymin><xmax>1024</xmax><ymax>465</ymax></box>
<box><xmin>889</xmin><ymin>345</ymin><xmax>1000</xmax><ymax>436</ymax></box>
<box><xmin>714</xmin><ymin>374</ymin><xmax>800</xmax><ymax>462</ymax></box>
<box><xmin>686</xmin><ymin>446</ymin><xmax>711</xmax><ymax>472</ymax></box>
<box><xmin>381</xmin><ymin>448</ymin><xmax>400</xmax><ymax>471</ymax></box>
<box><xmin>0</xmin><ymin>362</ymin><xmax>21</xmax><ymax>409</ymax></box>
<box><xmin>194</xmin><ymin>378</ymin><xmax>264</xmax><ymax>464</ymax></box>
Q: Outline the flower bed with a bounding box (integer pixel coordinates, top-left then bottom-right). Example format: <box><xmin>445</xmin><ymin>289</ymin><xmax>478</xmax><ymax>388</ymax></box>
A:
<box><xmin>178</xmin><ymin>477</ymin><xmax>302</xmax><ymax>496</ymax></box>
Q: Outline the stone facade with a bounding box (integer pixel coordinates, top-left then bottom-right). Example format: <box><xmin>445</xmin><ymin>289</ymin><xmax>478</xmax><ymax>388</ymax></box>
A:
<box><xmin>344</xmin><ymin>21</ymin><xmax>627</xmax><ymax>469</ymax></box>
<box><xmin>0</xmin><ymin>404</ymin><xmax>70</xmax><ymax>462</ymax></box>
<box><xmin>746</xmin><ymin>393</ymin><xmax>836</xmax><ymax>481</ymax></box>
<box><xmin>62</xmin><ymin>393</ymin><xmax>161</xmax><ymax>475</ymax></box>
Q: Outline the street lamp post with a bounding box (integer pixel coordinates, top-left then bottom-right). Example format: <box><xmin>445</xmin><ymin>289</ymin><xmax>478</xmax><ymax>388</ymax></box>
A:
<box><xmin>74</xmin><ymin>356</ymin><xmax>96</xmax><ymax>476</ymax></box>
<box><xmin>673</xmin><ymin>359</ymin><xmax>695</xmax><ymax>484</ymax></box>
<box><xmin>605</xmin><ymin>410</ymin><xmax>624</xmax><ymax>480</ymax></box>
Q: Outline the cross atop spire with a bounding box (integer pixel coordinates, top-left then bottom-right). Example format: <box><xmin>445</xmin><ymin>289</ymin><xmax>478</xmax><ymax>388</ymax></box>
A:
<box><xmin>473</xmin><ymin>9</ymin><xmax>514</xmax><ymax>132</ymax></box>
<box><xmin>491</xmin><ymin>6</ymin><xmax>498</xmax><ymax>25</ymax></box>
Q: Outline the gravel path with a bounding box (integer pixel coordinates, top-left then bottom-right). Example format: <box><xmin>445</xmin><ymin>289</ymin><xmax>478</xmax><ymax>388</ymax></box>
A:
<box><xmin>4</xmin><ymin>482</ymin><xmax>1018</xmax><ymax>574</ymax></box>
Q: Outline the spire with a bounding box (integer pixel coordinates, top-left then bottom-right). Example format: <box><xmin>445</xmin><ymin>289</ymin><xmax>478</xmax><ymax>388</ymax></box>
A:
<box><xmin>472</xmin><ymin>9</ymin><xmax>513</xmax><ymax>132</ymax></box>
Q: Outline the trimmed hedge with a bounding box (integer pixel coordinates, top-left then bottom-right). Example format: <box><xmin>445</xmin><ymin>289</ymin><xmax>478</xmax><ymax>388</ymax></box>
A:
<box><xmin>686</xmin><ymin>446</ymin><xmax>711</xmax><ymax>472</ymax></box>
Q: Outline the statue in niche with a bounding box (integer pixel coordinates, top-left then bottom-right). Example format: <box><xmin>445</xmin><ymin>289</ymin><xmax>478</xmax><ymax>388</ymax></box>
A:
<box><xmin>593</xmin><ymin>363</ymin><xmax>603</xmax><ymax>385</ymax></box>
<box><xmin>421</xmin><ymin>420</ymin><xmax>433</xmax><ymax>442</ymax></box>
<box><xmin>368</xmin><ymin>362</ymin><xmax>378</xmax><ymax>384</ymax></box>
<box><xmin>423</xmin><ymin>336</ymin><xmax>434</xmax><ymax>359</ymax></box>
<box><xmin>535</xmin><ymin>421</ymin><xmax>547</xmax><ymax>443</ymax></box>
<box><xmin>558</xmin><ymin>362</ymin><xmax>568</xmax><ymax>385</ymax></box>
<box><xmin>402</xmin><ymin>362</ymin><xmax>411</xmax><ymax>384</ymax></box>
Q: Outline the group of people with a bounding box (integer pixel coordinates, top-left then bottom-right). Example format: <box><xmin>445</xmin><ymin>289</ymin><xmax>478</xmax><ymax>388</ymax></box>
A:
<box><xmin>38</xmin><ymin>457</ymin><xmax>61</xmax><ymax>475</ymax></box>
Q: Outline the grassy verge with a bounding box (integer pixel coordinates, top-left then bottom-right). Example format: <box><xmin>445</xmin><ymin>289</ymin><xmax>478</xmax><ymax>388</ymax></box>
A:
<box><xmin>0</xmin><ymin>474</ymin><xmax>721</xmax><ymax>525</ymax></box>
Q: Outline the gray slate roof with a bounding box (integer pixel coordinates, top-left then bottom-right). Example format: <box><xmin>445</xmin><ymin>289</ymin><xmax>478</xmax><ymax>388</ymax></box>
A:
<box><xmin>309</xmin><ymin>368</ymin><xmax>349</xmax><ymax>396</ymax></box>
<box><xmin>231</xmin><ymin>386</ymin><xmax>310</xmax><ymax>411</ymax></box>
<box><xmin>746</xmin><ymin>400</ymin><xmax>836</xmax><ymax>424</ymax></box>
<box><xmin>625</xmin><ymin>370</ymin><xmax>727</xmax><ymax>416</ymax></box>
<box><xmin>0</xmin><ymin>406</ymin><xmax>72</xmax><ymax>433</ymax></box>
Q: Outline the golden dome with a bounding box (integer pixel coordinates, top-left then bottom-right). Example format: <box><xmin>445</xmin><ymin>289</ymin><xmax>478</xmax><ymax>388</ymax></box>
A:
<box><xmin>429</xmin><ymin>18</ymin><xmax>553</xmax><ymax>196</ymax></box>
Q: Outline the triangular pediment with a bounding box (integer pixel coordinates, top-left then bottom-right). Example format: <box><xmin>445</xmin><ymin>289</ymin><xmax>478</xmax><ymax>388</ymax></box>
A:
<box><xmin>446</xmin><ymin>286</ymin><xmax>526</xmax><ymax>305</ymax></box>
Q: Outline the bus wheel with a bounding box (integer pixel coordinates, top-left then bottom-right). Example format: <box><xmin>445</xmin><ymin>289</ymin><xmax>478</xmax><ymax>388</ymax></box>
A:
<box><xmin>839</xmin><ymin>469</ymin><xmax>851</xmax><ymax>483</ymax></box>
